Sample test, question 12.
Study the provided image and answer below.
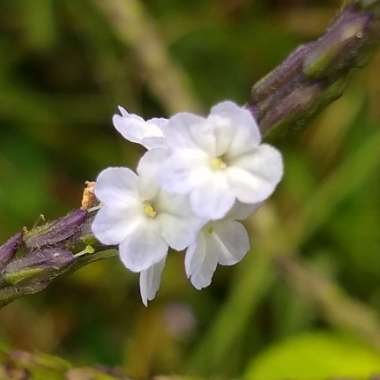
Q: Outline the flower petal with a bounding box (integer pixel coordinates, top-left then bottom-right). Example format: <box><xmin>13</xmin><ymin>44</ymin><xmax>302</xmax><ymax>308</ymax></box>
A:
<box><xmin>212</xmin><ymin>220</ymin><xmax>250</xmax><ymax>266</ymax></box>
<box><xmin>227</xmin><ymin>144</ymin><xmax>283</xmax><ymax>204</ymax></box>
<box><xmin>164</xmin><ymin>112</ymin><xmax>208</xmax><ymax>150</ymax></box>
<box><xmin>119</xmin><ymin>221</ymin><xmax>168</xmax><ymax>272</ymax></box>
<box><xmin>156</xmin><ymin>191</ymin><xmax>203</xmax><ymax>250</ymax></box>
<box><xmin>136</xmin><ymin>148</ymin><xmax>169</xmax><ymax>200</ymax></box>
<box><xmin>118</xmin><ymin>106</ymin><xmax>129</xmax><ymax>117</ymax></box>
<box><xmin>211</xmin><ymin>101</ymin><xmax>261</xmax><ymax>156</ymax></box>
<box><xmin>113</xmin><ymin>108</ymin><xmax>165</xmax><ymax>149</ymax></box>
<box><xmin>137</xmin><ymin>148</ymin><xmax>170</xmax><ymax>181</ymax></box>
<box><xmin>208</xmin><ymin>115</ymin><xmax>235</xmax><ymax>157</ymax></box>
<box><xmin>190</xmin><ymin>175</ymin><xmax>235</xmax><ymax>219</ymax></box>
<box><xmin>137</xmin><ymin>176</ymin><xmax>160</xmax><ymax>202</ymax></box>
<box><xmin>113</xmin><ymin>112</ymin><xmax>148</xmax><ymax>141</ymax></box>
<box><xmin>159</xmin><ymin>214</ymin><xmax>202</xmax><ymax>251</ymax></box>
<box><xmin>139</xmin><ymin>257</ymin><xmax>166</xmax><ymax>307</ymax></box>
<box><xmin>185</xmin><ymin>219</ymin><xmax>250</xmax><ymax>289</ymax></box>
<box><xmin>185</xmin><ymin>233</ymin><xmax>218</xmax><ymax>290</ymax></box>
<box><xmin>95</xmin><ymin>167</ymin><xmax>139</xmax><ymax>208</ymax></box>
<box><xmin>141</xmin><ymin>136</ymin><xmax>167</xmax><ymax>149</ymax></box>
<box><xmin>142</xmin><ymin>118</ymin><xmax>168</xmax><ymax>149</ymax></box>
<box><xmin>226</xmin><ymin>201</ymin><xmax>261</xmax><ymax>221</ymax></box>
<box><xmin>148</xmin><ymin>117</ymin><xmax>168</xmax><ymax>130</ymax></box>
<box><xmin>160</xmin><ymin>149</ymin><xmax>210</xmax><ymax>194</ymax></box>
<box><xmin>91</xmin><ymin>205</ymin><xmax>142</xmax><ymax>245</ymax></box>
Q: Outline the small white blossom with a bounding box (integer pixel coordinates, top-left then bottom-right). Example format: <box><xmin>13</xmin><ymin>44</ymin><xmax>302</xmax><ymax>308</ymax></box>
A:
<box><xmin>155</xmin><ymin>101</ymin><xmax>283</xmax><ymax>219</ymax></box>
<box><xmin>91</xmin><ymin>158</ymin><xmax>201</xmax><ymax>304</ymax></box>
<box><xmin>185</xmin><ymin>203</ymin><xmax>258</xmax><ymax>289</ymax></box>
<box><xmin>94</xmin><ymin>99</ymin><xmax>285</xmax><ymax>304</ymax></box>
<box><xmin>113</xmin><ymin>106</ymin><xmax>167</xmax><ymax>149</ymax></box>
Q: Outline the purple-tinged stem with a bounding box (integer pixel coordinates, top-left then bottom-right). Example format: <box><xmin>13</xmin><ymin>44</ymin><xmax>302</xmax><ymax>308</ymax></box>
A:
<box><xmin>249</xmin><ymin>2</ymin><xmax>380</xmax><ymax>135</ymax></box>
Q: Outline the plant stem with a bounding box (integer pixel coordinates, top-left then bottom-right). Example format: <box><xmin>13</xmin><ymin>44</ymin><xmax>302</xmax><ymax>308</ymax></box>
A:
<box><xmin>0</xmin><ymin>348</ymin><xmax>131</xmax><ymax>380</ymax></box>
<box><xmin>93</xmin><ymin>0</ymin><xmax>202</xmax><ymax>114</ymax></box>
<box><xmin>249</xmin><ymin>1</ymin><xmax>380</xmax><ymax>135</ymax></box>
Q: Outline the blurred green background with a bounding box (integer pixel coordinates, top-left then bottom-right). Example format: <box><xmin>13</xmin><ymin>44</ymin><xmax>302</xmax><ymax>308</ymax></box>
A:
<box><xmin>1</xmin><ymin>0</ymin><xmax>380</xmax><ymax>379</ymax></box>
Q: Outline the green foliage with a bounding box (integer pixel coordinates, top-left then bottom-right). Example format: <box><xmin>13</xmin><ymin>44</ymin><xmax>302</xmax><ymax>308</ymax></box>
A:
<box><xmin>246</xmin><ymin>331</ymin><xmax>380</xmax><ymax>380</ymax></box>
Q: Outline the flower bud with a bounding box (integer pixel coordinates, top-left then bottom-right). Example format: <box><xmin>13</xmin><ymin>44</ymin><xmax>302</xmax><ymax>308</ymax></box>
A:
<box><xmin>0</xmin><ymin>232</ymin><xmax>23</xmax><ymax>270</ymax></box>
<box><xmin>2</xmin><ymin>248</ymin><xmax>75</xmax><ymax>286</ymax></box>
<box><xmin>24</xmin><ymin>209</ymin><xmax>87</xmax><ymax>249</ymax></box>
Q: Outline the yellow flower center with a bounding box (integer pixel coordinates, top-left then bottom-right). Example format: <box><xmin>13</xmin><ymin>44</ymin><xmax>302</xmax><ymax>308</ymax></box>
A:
<box><xmin>210</xmin><ymin>157</ymin><xmax>227</xmax><ymax>171</ymax></box>
<box><xmin>143</xmin><ymin>202</ymin><xmax>157</xmax><ymax>218</ymax></box>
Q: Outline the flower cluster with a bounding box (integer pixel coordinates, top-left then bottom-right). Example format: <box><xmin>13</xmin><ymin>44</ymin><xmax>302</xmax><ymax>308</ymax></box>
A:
<box><xmin>92</xmin><ymin>101</ymin><xmax>283</xmax><ymax>305</ymax></box>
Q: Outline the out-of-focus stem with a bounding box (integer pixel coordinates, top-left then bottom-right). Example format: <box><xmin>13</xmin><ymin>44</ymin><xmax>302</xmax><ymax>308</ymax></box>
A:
<box><xmin>276</xmin><ymin>254</ymin><xmax>380</xmax><ymax>351</ymax></box>
<box><xmin>93</xmin><ymin>0</ymin><xmax>201</xmax><ymax>114</ymax></box>
<box><xmin>0</xmin><ymin>348</ymin><xmax>131</xmax><ymax>379</ymax></box>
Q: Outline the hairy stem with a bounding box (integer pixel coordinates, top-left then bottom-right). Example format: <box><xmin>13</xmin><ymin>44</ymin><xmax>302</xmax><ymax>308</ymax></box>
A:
<box><xmin>0</xmin><ymin>210</ymin><xmax>115</xmax><ymax>307</ymax></box>
<box><xmin>249</xmin><ymin>0</ymin><xmax>380</xmax><ymax>135</ymax></box>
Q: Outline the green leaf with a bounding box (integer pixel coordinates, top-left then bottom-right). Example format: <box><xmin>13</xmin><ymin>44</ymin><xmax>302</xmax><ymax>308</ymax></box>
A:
<box><xmin>245</xmin><ymin>331</ymin><xmax>380</xmax><ymax>380</ymax></box>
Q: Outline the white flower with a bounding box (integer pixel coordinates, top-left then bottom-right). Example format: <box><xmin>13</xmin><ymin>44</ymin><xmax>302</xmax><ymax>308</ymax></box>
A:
<box><xmin>156</xmin><ymin>101</ymin><xmax>283</xmax><ymax>219</ymax></box>
<box><xmin>185</xmin><ymin>202</ymin><xmax>258</xmax><ymax>290</ymax></box>
<box><xmin>113</xmin><ymin>106</ymin><xmax>167</xmax><ymax>149</ymax></box>
<box><xmin>91</xmin><ymin>158</ymin><xmax>201</xmax><ymax>304</ymax></box>
<box><xmin>94</xmin><ymin>99</ymin><xmax>286</xmax><ymax>303</ymax></box>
